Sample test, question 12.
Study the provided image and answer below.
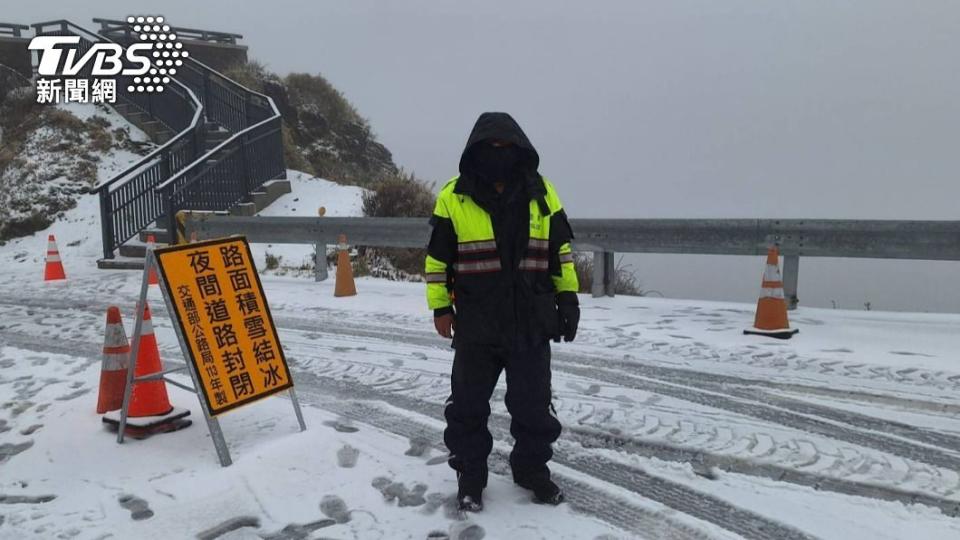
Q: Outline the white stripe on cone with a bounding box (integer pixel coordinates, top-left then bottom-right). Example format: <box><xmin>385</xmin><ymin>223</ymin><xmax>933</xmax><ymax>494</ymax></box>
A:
<box><xmin>760</xmin><ymin>287</ymin><xmax>785</xmax><ymax>299</ymax></box>
<box><xmin>140</xmin><ymin>316</ymin><xmax>154</xmax><ymax>336</ymax></box>
<box><xmin>763</xmin><ymin>264</ymin><xmax>781</xmax><ymax>282</ymax></box>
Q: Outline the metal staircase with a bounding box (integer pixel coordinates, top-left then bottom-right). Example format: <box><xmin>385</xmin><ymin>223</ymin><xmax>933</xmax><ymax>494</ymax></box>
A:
<box><xmin>29</xmin><ymin>19</ymin><xmax>288</xmax><ymax>269</ymax></box>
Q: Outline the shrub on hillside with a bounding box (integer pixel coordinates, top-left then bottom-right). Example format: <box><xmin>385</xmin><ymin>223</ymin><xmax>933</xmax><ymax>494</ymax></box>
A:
<box><xmin>361</xmin><ymin>170</ymin><xmax>434</xmax><ymax>218</ymax></box>
<box><xmin>360</xmin><ymin>171</ymin><xmax>434</xmax><ymax>276</ymax></box>
<box><xmin>222</xmin><ymin>61</ymin><xmax>398</xmax><ymax>188</ymax></box>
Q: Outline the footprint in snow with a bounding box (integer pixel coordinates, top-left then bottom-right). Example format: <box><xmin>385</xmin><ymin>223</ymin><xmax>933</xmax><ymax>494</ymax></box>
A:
<box><xmin>372</xmin><ymin>477</ymin><xmax>428</xmax><ymax>507</ymax></box>
<box><xmin>583</xmin><ymin>383</ymin><xmax>601</xmax><ymax>395</ymax></box>
<box><xmin>421</xmin><ymin>493</ymin><xmax>451</xmax><ymax>516</ymax></box>
<box><xmin>890</xmin><ymin>351</ymin><xmax>935</xmax><ymax>358</ymax></box>
<box><xmin>336</xmin><ymin>444</ymin><xmax>359</xmax><ymax>468</ymax></box>
<box><xmin>449</xmin><ymin>521</ymin><xmax>486</xmax><ymax>540</ymax></box>
<box><xmin>55</xmin><ymin>388</ymin><xmax>91</xmax><ymax>401</ymax></box>
<box><xmin>320</xmin><ymin>494</ymin><xmax>351</xmax><ymax>523</ymax></box>
<box><xmin>0</xmin><ymin>441</ymin><xmax>33</xmax><ymax>464</ymax></box>
<box><xmin>0</xmin><ymin>494</ymin><xmax>56</xmax><ymax>504</ymax></box>
<box><xmin>19</xmin><ymin>424</ymin><xmax>42</xmax><ymax>436</ymax></box>
<box><xmin>405</xmin><ymin>436</ymin><xmax>431</xmax><ymax>457</ymax></box>
<box><xmin>323</xmin><ymin>420</ymin><xmax>359</xmax><ymax>433</ymax></box>
<box><xmin>118</xmin><ymin>494</ymin><xmax>154</xmax><ymax>521</ymax></box>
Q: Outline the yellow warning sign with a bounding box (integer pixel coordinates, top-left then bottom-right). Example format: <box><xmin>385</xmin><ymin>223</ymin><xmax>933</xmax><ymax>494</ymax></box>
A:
<box><xmin>155</xmin><ymin>237</ymin><xmax>292</xmax><ymax>416</ymax></box>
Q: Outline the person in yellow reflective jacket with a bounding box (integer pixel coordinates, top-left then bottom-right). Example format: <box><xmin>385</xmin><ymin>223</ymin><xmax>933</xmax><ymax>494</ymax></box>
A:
<box><xmin>425</xmin><ymin>112</ymin><xmax>580</xmax><ymax>512</ymax></box>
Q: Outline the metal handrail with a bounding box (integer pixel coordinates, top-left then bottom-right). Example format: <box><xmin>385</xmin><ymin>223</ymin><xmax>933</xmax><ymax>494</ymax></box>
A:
<box><xmin>67</xmin><ymin>22</ymin><xmax>205</xmax><ymax>193</ymax></box>
<box><xmin>155</xmin><ymin>90</ymin><xmax>279</xmax><ymax>192</ymax></box>
<box><xmin>32</xmin><ymin>20</ymin><xmax>206</xmax><ymax>259</ymax></box>
<box><xmin>0</xmin><ymin>22</ymin><xmax>30</xmax><ymax>38</ymax></box>
<box><xmin>32</xmin><ymin>20</ymin><xmax>105</xmax><ymax>42</ymax></box>
<box><xmin>30</xmin><ymin>19</ymin><xmax>284</xmax><ymax>259</ymax></box>
<box><xmin>93</xmin><ymin>18</ymin><xmax>243</xmax><ymax>44</ymax></box>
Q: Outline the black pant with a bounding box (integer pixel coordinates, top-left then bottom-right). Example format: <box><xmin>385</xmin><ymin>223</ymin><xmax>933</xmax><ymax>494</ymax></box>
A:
<box><xmin>444</xmin><ymin>340</ymin><xmax>562</xmax><ymax>484</ymax></box>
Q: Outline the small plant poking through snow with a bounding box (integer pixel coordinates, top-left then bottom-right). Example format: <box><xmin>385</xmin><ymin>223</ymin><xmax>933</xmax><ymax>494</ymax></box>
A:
<box><xmin>573</xmin><ymin>253</ymin><xmax>655</xmax><ymax>297</ymax></box>
<box><xmin>265</xmin><ymin>252</ymin><xmax>281</xmax><ymax>270</ymax></box>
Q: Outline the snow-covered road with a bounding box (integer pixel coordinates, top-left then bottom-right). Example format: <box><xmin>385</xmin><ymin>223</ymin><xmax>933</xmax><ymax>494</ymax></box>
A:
<box><xmin>2</xmin><ymin>267</ymin><xmax>960</xmax><ymax>539</ymax></box>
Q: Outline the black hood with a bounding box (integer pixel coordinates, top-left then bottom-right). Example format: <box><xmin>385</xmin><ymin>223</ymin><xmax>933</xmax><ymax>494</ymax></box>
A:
<box><xmin>456</xmin><ymin>112</ymin><xmax>544</xmax><ymax>198</ymax></box>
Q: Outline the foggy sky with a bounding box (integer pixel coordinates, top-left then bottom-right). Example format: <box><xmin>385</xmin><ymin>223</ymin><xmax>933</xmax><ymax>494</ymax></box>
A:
<box><xmin>8</xmin><ymin>1</ymin><xmax>959</xmax><ymax>311</ymax></box>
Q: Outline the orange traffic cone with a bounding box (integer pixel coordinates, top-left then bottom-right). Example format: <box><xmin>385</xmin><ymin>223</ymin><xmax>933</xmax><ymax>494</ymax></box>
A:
<box><xmin>44</xmin><ymin>234</ymin><xmax>67</xmax><ymax>282</ymax></box>
<box><xmin>334</xmin><ymin>234</ymin><xmax>357</xmax><ymax>297</ymax></box>
<box><xmin>744</xmin><ymin>246</ymin><xmax>799</xmax><ymax>339</ymax></box>
<box><xmin>127</xmin><ymin>302</ymin><xmax>173</xmax><ymax>417</ymax></box>
<box><xmin>146</xmin><ymin>234</ymin><xmax>159</xmax><ymax>285</ymax></box>
<box><xmin>101</xmin><ymin>301</ymin><xmax>191</xmax><ymax>437</ymax></box>
<box><xmin>96</xmin><ymin>306</ymin><xmax>129</xmax><ymax>414</ymax></box>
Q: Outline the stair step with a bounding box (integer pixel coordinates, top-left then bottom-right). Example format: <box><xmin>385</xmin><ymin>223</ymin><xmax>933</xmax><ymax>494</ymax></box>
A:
<box><xmin>119</xmin><ymin>238</ymin><xmax>168</xmax><ymax>259</ymax></box>
<box><xmin>97</xmin><ymin>257</ymin><xmax>146</xmax><ymax>270</ymax></box>
<box><xmin>139</xmin><ymin>228</ymin><xmax>172</xmax><ymax>243</ymax></box>
<box><xmin>118</xmin><ymin>243</ymin><xmax>146</xmax><ymax>258</ymax></box>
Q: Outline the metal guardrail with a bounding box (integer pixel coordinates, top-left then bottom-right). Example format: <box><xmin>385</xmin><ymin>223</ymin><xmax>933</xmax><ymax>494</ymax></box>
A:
<box><xmin>180</xmin><ymin>214</ymin><xmax>960</xmax><ymax>301</ymax></box>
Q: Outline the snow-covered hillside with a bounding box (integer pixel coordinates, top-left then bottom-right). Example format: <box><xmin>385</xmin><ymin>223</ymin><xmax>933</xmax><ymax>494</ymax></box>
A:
<box><xmin>1</xmin><ymin>171</ymin><xmax>960</xmax><ymax>539</ymax></box>
<box><xmin>0</xmin><ymin>102</ymin><xmax>151</xmax><ymax>242</ymax></box>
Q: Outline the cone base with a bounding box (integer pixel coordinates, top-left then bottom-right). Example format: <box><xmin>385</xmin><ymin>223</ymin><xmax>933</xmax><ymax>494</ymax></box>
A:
<box><xmin>103</xmin><ymin>417</ymin><xmax>193</xmax><ymax>440</ymax></box>
<box><xmin>743</xmin><ymin>327</ymin><xmax>799</xmax><ymax>340</ymax></box>
<box><xmin>102</xmin><ymin>406</ymin><xmax>190</xmax><ymax>428</ymax></box>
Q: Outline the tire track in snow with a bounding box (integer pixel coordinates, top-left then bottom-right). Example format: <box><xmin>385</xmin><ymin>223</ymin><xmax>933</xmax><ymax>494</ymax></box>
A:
<box><xmin>286</xmin><ymin>350</ymin><xmax>960</xmax><ymax>518</ymax></box>
<box><xmin>3</xmin><ymin>297</ymin><xmax>960</xmax><ymax>514</ymax></box>
<box><xmin>0</xmin><ymin>332</ymin><xmax>721</xmax><ymax>538</ymax></box>
<box><xmin>4</xmin><ymin>292</ymin><xmax>959</xmax><ymax>398</ymax></box>
<box><xmin>290</xmin><ymin>368</ymin><xmax>813</xmax><ymax>540</ymax></box>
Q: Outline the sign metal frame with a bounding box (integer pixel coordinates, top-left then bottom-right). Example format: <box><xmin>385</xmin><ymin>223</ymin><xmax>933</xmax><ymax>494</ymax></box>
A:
<box><xmin>115</xmin><ymin>237</ymin><xmax>307</xmax><ymax>467</ymax></box>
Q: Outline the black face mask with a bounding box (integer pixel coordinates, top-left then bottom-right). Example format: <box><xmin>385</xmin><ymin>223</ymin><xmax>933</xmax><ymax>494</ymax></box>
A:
<box><xmin>471</xmin><ymin>144</ymin><xmax>521</xmax><ymax>183</ymax></box>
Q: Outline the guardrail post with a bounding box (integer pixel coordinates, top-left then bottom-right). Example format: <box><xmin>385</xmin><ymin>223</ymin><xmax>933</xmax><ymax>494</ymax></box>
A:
<box><xmin>604</xmin><ymin>251</ymin><xmax>615</xmax><ymax>297</ymax></box>
<box><xmin>592</xmin><ymin>251</ymin><xmax>604</xmax><ymax>297</ymax></box>
<box><xmin>783</xmin><ymin>254</ymin><xmax>800</xmax><ymax>310</ymax></box>
<box><xmin>314</xmin><ymin>241</ymin><xmax>328</xmax><ymax>282</ymax></box>
<box><xmin>592</xmin><ymin>251</ymin><xmax>616</xmax><ymax>298</ymax></box>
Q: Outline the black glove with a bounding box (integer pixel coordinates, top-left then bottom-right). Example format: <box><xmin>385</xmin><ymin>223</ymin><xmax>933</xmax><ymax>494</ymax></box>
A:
<box><xmin>556</xmin><ymin>291</ymin><xmax>580</xmax><ymax>342</ymax></box>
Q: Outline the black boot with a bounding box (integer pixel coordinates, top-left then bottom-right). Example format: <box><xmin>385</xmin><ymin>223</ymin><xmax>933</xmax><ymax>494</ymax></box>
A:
<box><xmin>514</xmin><ymin>469</ymin><xmax>564</xmax><ymax>505</ymax></box>
<box><xmin>456</xmin><ymin>468</ymin><xmax>486</xmax><ymax>512</ymax></box>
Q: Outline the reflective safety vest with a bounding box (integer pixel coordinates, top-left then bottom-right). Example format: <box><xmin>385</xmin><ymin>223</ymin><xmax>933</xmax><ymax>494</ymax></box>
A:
<box><xmin>425</xmin><ymin>175</ymin><xmax>578</xmax><ymax>311</ymax></box>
